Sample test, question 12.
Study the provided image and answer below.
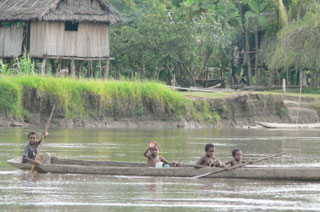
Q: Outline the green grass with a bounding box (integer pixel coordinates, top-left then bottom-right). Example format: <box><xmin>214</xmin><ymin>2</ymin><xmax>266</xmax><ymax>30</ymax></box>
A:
<box><xmin>0</xmin><ymin>75</ymin><xmax>204</xmax><ymax>121</ymax></box>
<box><xmin>0</xmin><ymin>77</ymin><xmax>22</xmax><ymax>118</ymax></box>
<box><xmin>259</xmin><ymin>89</ymin><xmax>320</xmax><ymax>98</ymax></box>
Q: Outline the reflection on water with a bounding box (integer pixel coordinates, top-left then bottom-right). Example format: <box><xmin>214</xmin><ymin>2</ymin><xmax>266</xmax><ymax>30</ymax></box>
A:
<box><xmin>1</xmin><ymin>127</ymin><xmax>320</xmax><ymax>211</ymax></box>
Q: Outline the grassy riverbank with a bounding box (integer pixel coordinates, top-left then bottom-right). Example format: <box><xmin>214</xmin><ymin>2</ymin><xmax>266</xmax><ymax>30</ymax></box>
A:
<box><xmin>0</xmin><ymin>75</ymin><xmax>213</xmax><ymax>122</ymax></box>
<box><xmin>2</xmin><ymin>75</ymin><xmax>320</xmax><ymax>128</ymax></box>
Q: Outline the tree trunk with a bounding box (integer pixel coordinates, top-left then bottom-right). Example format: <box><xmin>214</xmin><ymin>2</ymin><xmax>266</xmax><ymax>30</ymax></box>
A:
<box><xmin>230</xmin><ymin>48</ymin><xmax>235</xmax><ymax>85</ymax></box>
<box><xmin>276</xmin><ymin>70</ymin><xmax>281</xmax><ymax>86</ymax></box>
<box><xmin>269</xmin><ymin>69</ymin><xmax>275</xmax><ymax>86</ymax></box>
<box><xmin>238</xmin><ymin>0</ymin><xmax>253</xmax><ymax>86</ymax></box>
<box><xmin>180</xmin><ymin>62</ymin><xmax>195</xmax><ymax>86</ymax></box>
<box><xmin>245</xmin><ymin>27</ymin><xmax>253</xmax><ymax>85</ymax></box>
<box><xmin>254</xmin><ymin>30</ymin><xmax>259</xmax><ymax>85</ymax></box>
<box><xmin>286</xmin><ymin>69</ymin><xmax>290</xmax><ymax>86</ymax></box>
<box><xmin>196</xmin><ymin>51</ymin><xmax>211</xmax><ymax>79</ymax></box>
<box><xmin>315</xmin><ymin>71</ymin><xmax>319</xmax><ymax>88</ymax></box>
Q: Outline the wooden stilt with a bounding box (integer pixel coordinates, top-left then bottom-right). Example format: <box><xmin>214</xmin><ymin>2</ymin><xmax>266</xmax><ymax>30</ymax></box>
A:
<box><xmin>50</xmin><ymin>59</ymin><xmax>56</xmax><ymax>76</ymax></box>
<box><xmin>90</xmin><ymin>61</ymin><xmax>93</xmax><ymax>78</ymax></box>
<box><xmin>78</xmin><ymin>61</ymin><xmax>84</xmax><ymax>79</ymax></box>
<box><xmin>104</xmin><ymin>59</ymin><xmax>110</xmax><ymax>80</ymax></box>
<box><xmin>99</xmin><ymin>60</ymin><xmax>103</xmax><ymax>79</ymax></box>
<box><xmin>61</xmin><ymin>60</ymin><xmax>65</xmax><ymax>69</ymax></box>
<box><xmin>41</xmin><ymin>58</ymin><xmax>47</xmax><ymax>76</ymax></box>
<box><xmin>86</xmin><ymin>61</ymin><xmax>90</xmax><ymax>78</ymax></box>
<box><xmin>71</xmin><ymin>59</ymin><xmax>76</xmax><ymax>78</ymax></box>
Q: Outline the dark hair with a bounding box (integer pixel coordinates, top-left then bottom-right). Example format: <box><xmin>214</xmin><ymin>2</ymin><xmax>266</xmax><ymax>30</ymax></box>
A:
<box><xmin>205</xmin><ymin>143</ymin><xmax>214</xmax><ymax>152</ymax></box>
<box><xmin>232</xmin><ymin>149</ymin><xmax>241</xmax><ymax>157</ymax></box>
<box><xmin>28</xmin><ymin>132</ymin><xmax>37</xmax><ymax>139</ymax></box>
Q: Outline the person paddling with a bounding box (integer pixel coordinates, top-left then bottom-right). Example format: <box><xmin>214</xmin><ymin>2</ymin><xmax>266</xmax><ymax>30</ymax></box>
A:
<box><xmin>22</xmin><ymin>131</ymin><xmax>48</xmax><ymax>164</ymax></box>
<box><xmin>194</xmin><ymin>143</ymin><xmax>224</xmax><ymax>168</ymax></box>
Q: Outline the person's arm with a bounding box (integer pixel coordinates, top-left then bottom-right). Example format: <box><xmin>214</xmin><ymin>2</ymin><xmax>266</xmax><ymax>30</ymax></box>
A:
<box><xmin>170</xmin><ymin>161</ymin><xmax>181</xmax><ymax>167</ymax></box>
<box><xmin>143</xmin><ymin>147</ymin><xmax>151</xmax><ymax>158</ymax></box>
<box><xmin>194</xmin><ymin>156</ymin><xmax>209</xmax><ymax>169</ymax></box>
<box><xmin>159</xmin><ymin>156</ymin><xmax>170</xmax><ymax>164</ymax></box>
<box><xmin>214</xmin><ymin>160</ymin><xmax>225</xmax><ymax>167</ymax></box>
<box><xmin>160</xmin><ymin>156</ymin><xmax>181</xmax><ymax>167</ymax></box>
<box><xmin>22</xmin><ymin>155</ymin><xmax>38</xmax><ymax>164</ymax></box>
<box><xmin>224</xmin><ymin>160</ymin><xmax>233</xmax><ymax>166</ymax></box>
<box><xmin>22</xmin><ymin>146</ymin><xmax>38</xmax><ymax>164</ymax></box>
<box><xmin>243</xmin><ymin>160</ymin><xmax>253</xmax><ymax>164</ymax></box>
<box><xmin>38</xmin><ymin>131</ymin><xmax>49</xmax><ymax>145</ymax></box>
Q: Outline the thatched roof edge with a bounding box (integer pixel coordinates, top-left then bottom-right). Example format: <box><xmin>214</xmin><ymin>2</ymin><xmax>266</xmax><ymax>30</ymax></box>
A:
<box><xmin>38</xmin><ymin>0</ymin><xmax>60</xmax><ymax>21</ymax></box>
<box><xmin>0</xmin><ymin>0</ymin><xmax>123</xmax><ymax>24</ymax></box>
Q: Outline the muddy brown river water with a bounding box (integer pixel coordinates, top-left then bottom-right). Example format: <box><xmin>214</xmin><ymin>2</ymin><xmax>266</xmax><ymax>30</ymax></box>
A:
<box><xmin>1</xmin><ymin>127</ymin><xmax>320</xmax><ymax>211</ymax></box>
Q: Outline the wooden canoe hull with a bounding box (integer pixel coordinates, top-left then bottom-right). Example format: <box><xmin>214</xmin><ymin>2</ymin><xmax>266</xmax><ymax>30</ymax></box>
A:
<box><xmin>7</xmin><ymin>158</ymin><xmax>320</xmax><ymax>181</ymax></box>
<box><xmin>257</xmin><ymin>122</ymin><xmax>320</xmax><ymax>128</ymax></box>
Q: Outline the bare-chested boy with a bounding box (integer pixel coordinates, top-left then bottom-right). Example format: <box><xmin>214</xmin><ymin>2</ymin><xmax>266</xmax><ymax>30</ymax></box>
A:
<box><xmin>225</xmin><ymin>149</ymin><xmax>252</xmax><ymax>167</ymax></box>
<box><xmin>143</xmin><ymin>141</ymin><xmax>180</xmax><ymax>168</ymax></box>
<box><xmin>194</xmin><ymin>143</ymin><xmax>224</xmax><ymax>168</ymax></box>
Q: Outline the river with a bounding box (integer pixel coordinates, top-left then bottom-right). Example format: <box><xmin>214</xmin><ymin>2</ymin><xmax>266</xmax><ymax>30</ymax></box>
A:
<box><xmin>1</xmin><ymin>127</ymin><xmax>320</xmax><ymax>211</ymax></box>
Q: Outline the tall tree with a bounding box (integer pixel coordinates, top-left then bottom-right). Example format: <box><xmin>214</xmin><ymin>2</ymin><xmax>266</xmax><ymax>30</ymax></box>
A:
<box><xmin>237</xmin><ymin>0</ymin><xmax>253</xmax><ymax>85</ymax></box>
<box><xmin>245</xmin><ymin>1</ymin><xmax>272</xmax><ymax>85</ymax></box>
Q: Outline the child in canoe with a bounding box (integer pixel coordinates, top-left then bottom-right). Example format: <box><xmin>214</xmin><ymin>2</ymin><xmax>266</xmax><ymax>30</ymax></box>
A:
<box><xmin>22</xmin><ymin>131</ymin><xmax>48</xmax><ymax>164</ymax></box>
<box><xmin>225</xmin><ymin>149</ymin><xmax>252</xmax><ymax>167</ymax></box>
<box><xmin>144</xmin><ymin>141</ymin><xmax>180</xmax><ymax>168</ymax></box>
<box><xmin>194</xmin><ymin>143</ymin><xmax>224</xmax><ymax>168</ymax></box>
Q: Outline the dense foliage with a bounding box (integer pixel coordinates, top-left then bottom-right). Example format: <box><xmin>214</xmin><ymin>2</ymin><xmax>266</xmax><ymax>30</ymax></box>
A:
<box><xmin>268</xmin><ymin>0</ymin><xmax>320</xmax><ymax>87</ymax></box>
<box><xmin>1</xmin><ymin>0</ymin><xmax>320</xmax><ymax>88</ymax></box>
<box><xmin>108</xmin><ymin>0</ymin><xmax>320</xmax><ymax>87</ymax></box>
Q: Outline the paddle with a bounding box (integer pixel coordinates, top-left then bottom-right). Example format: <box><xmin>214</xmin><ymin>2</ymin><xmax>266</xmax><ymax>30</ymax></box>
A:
<box><xmin>191</xmin><ymin>152</ymin><xmax>285</xmax><ymax>179</ymax></box>
<box><xmin>31</xmin><ymin>105</ymin><xmax>55</xmax><ymax>172</ymax></box>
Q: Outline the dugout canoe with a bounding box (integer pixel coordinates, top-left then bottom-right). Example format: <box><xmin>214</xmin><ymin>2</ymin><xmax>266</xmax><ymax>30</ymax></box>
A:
<box><xmin>256</xmin><ymin>122</ymin><xmax>320</xmax><ymax>129</ymax></box>
<box><xmin>7</xmin><ymin>157</ymin><xmax>320</xmax><ymax>181</ymax></box>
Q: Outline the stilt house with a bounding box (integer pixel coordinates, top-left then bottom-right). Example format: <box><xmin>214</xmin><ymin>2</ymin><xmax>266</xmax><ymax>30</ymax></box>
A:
<box><xmin>0</xmin><ymin>0</ymin><xmax>122</xmax><ymax>76</ymax></box>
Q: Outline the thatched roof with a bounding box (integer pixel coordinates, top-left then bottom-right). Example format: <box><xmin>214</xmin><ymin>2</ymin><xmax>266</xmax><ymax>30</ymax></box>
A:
<box><xmin>0</xmin><ymin>0</ymin><xmax>123</xmax><ymax>24</ymax></box>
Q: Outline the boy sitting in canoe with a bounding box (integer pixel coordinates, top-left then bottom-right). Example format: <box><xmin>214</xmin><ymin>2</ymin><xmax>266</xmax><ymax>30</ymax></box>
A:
<box><xmin>22</xmin><ymin>131</ymin><xmax>48</xmax><ymax>164</ymax></box>
<box><xmin>194</xmin><ymin>143</ymin><xmax>224</xmax><ymax>168</ymax></box>
<box><xmin>144</xmin><ymin>141</ymin><xmax>180</xmax><ymax>168</ymax></box>
<box><xmin>225</xmin><ymin>149</ymin><xmax>252</xmax><ymax>167</ymax></box>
